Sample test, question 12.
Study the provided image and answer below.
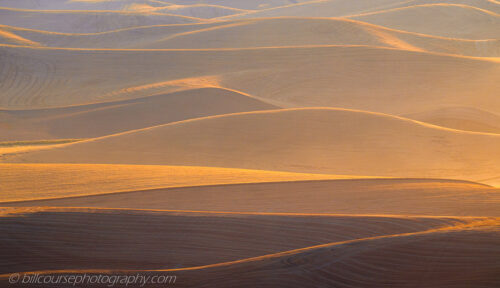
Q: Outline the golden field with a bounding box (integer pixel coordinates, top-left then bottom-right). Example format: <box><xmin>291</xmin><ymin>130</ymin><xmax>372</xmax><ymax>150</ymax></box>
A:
<box><xmin>0</xmin><ymin>0</ymin><xmax>499</xmax><ymax>287</ymax></box>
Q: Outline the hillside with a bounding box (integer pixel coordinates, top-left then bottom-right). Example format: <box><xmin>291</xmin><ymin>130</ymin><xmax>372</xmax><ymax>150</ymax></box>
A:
<box><xmin>1</xmin><ymin>45</ymin><xmax>498</xmax><ymax>113</ymax></box>
<box><xmin>352</xmin><ymin>4</ymin><xmax>500</xmax><ymax>39</ymax></box>
<box><xmin>6</xmin><ymin>108</ymin><xmax>499</xmax><ymax>182</ymax></box>
<box><xmin>0</xmin><ymin>87</ymin><xmax>276</xmax><ymax>140</ymax></box>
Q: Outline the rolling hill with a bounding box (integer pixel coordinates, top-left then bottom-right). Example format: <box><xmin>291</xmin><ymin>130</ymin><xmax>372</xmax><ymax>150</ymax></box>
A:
<box><xmin>386</xmin><ymin>0</ymin><xmax>500</xmax><ymax>14</ymax></box>
<box><xmin>5</xmin><ymin>177</ymin><xmax>498</xmax><ymax>216</ymax></box>
<box><xmin>0</xmin><ymin>1</ymin><xmax>499</xmax><ymax>287</ymax></box>
<box><xmin>0</xmin><ymin>0</ymin><xmax>313</xmax><ymax>11</ymax></box>
<box><xmin>0</xmin><ymin>208</ymin><xmax>468</xmax><ymax>274</ymax></box>
<box><xmin>0</xmin><ymin>22</ymin><xmax>230</xmax><ymax>48</ymax></box>
<box><xmin>0</xmin><ymin>7</ymin><xmax>200</xmax><ymax>33</ymax></box>
<box><xmin>1</xmin><ymin>45</ymin><xmax>498</xmax><ymax>113</ymax></box>
<box><xmin>223</xmin><ymin>0</ymin><xmax>414</xmax><ymax>19</ymax></box>
<box><xmin>0</xmin><ymin>163</ymin><xmax>364</xmax><ymax>202</ymax></box>
<box><xmin>351</xmin><ymin>4</ymin><xmax>500</xmax><ymax>39</ymax></box>
<box><xmin>3</xmin><ymin>18</ymin><xmax>499</xmax><ymax>57</ymax></box>
<box><xmin>405</xmin><ymin>107</ymin><xmax>500</xmax><ymax>134</ymax></box>
<box><xmin>0</xmin><ymin>87</ymin><xmax>276</xmax><ymax>140</ymax></box>
<box><xmin>6</xmin><ymin>108</ymin><xmax>500</xmax><ymax>182</ymax></box>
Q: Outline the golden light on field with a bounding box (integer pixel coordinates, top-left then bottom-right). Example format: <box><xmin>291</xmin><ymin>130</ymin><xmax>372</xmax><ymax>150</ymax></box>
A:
<box><xmin>0</xmin><ymin>163</ymin><xmax>373</xmax><ymax>202</ymax></box>
<box><xmin>0</xmin><ymin>0</ymin><xmax>498</xmax><ymax>286</ymax></box>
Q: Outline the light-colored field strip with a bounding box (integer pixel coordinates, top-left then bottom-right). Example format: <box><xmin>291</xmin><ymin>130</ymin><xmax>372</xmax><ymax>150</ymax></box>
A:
<box><xmin>350</xmin><ymin>3</ymin><xmax>500</xmax><ymax>39</ymax></box>
<box><xmin>8</xmin><ymin>108</ymin><xmax>498</xmax><ymax>183</ymax></box>
<box><xmin>3</xmin><ymin>178</ymin><xmax>497</xmax><ymax>217</ymax></box>
<box><xmin>0</xmin><ymin>6</ymin><xmax>206</xmax><ymax>20</ymax></box>
<box><xmin>0</xmin><ymin>139</ymin><xmax>82</xmax><ymax>155</ymax></box>
<box><xmin>0</xmin><ymin>163</ymin><xmax>376</xmax><ymax>202</ymax></box>
<box><xmin>348</xmin><ymin>3</ymin><xmax>499</xmax><ymax>17</ymax></box>
<box><xmin>1</xmin><ymin>42</ymin><xmax>499</xmax><ymax>62</ymax></box>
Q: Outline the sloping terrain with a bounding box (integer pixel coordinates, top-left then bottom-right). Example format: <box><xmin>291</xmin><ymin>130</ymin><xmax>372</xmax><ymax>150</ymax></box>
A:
<box><xmin>223</xmin><ymin>0</ymin><xmax>414</xmax><ymax>19</ymax></box>
<box><xmin>0</xmin><ymin>0</ymin><xmax>169</xmax><ymax>11</ymax></box>
<box><xmin>0</xmin><ymin>163</ymin><xmax>358</xmax><ymax>202</ymax></box>
<box><xmin>351</xmin><ymin>4</ymin><xmax>500</xmax><ymax>39</ymax></box>
<box><xmin>5</xmin><ymin>178</ymin><xmax>498</xmax><ymax>217</ymax></box>
<box><xmin>0</xmin><ymin>208</ymin><xmax>461</xmax><ymax>274</ymax></box>
<box><xmin>6</xmin><ymin>108</ymin><xmax>500</xmax><ymax>182</ymax></box>
<box><xmin>0</xmin><ymin>1</ymin><xmax>498</xmax><ymax>287</ymax></box>
<box><xmin>152</xmin><ymin>5</ymin><xmax>248</xmax><ymax>19</ymax></box>
<box><xmin>0</xmin><ymin>87</ymin><xmax>276</xmax><ymax>140</ymax></box>
<box><xmin>0</xmin><ymin>26</ymin><xmax>41</xmax><ymax>46</ymax></box>
<box><xmin>1</xmin><ymin>45</ymin><xmax>498</xmax><ymax>113</ymax></box>
<box><xmin>0</xmin><ymin>0</ymin><xmax>314</xmax><ymax>11</ymax></box>
<box><xmin>221</xmin><ymin>0</ymin><xmax>500</xmax><ymax>18</ymax></box>
<box><xmin>3</xmin><ymin>19</ymin><xmax>499</xmax><ymax>57</ymax></box>
<box><xmin>173</xmin><ymin>221</ymin><xmax>500</xmax><ymax>288</ymax></box>
<box><xmin>165</xmin><ymin>0</ymin><xmax>317</xmax><ymax>11</ymax></box>
<box><xmin>386</xmin><ymin>0</ymin><xmax>500</xmax><ymax>14</ymax></box>
<box><xmin>0</xmin><ymin>208</ymin><xmax>497</xmax><ymax>288</ymax></box>
<box><xmin>0</xmin><ymin>22</ymin><xmax>231</xmax><ymax>48</ymax></box>
<box><xmin>0</xmin><ymin>7</ymin><xmax>200</xmax><ymax>33</ymax></box>
<box><xmin>405</xmin><ymin>107</ymin><xmax>500</xmax><ymax>134</ymax></box>
<box><xmin>142</xmin><ymin>17</ymin><xmax>500</xmax><ymax>57</ymax></box>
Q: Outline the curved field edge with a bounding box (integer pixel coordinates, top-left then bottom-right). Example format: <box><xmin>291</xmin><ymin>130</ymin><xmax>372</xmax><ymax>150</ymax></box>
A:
<box><xmin>0</xmin><ymin>207</ymin><xmax>495</xmax><ymax>275</ymax></box>
<box><xmin>0</xmin><ymin>163</ymin><xmax>380</xmax><ymax>203</ymax></box>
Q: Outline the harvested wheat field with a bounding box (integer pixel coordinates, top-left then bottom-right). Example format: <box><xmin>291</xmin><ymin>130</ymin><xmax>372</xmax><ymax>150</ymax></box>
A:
<box><xmin>0</xmin><ymin>0</ymin><xmax>499</xmax><ymax>287</ymax></box>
